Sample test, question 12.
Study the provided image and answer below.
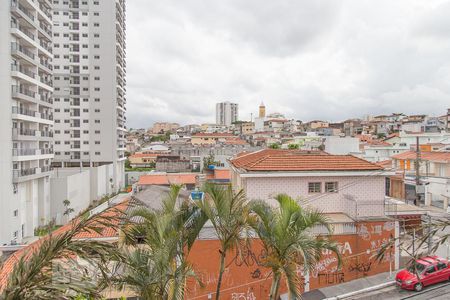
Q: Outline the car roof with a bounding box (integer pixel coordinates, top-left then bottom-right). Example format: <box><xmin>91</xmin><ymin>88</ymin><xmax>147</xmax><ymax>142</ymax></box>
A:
<box><xmin>417</xmin><ymin>256</ymin><xmax>446</xmax><ymax>266</ymax></box>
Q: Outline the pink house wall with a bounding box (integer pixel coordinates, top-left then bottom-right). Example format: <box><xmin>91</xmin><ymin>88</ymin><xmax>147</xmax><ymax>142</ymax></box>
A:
<box><xmin>241</xmin><ymin>175</ymin><xmax>386</xmax><ymax>218</ymax></box>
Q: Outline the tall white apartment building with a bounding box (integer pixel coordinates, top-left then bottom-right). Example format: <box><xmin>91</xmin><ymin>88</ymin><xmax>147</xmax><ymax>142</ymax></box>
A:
<box><xmin>51</xmin><ymin>0</ymin><xmax>126</xmax><ymax>191</ymax></box>
<box><xmin>0</xmin><ymin>0</ymin><xmax>54</xmax><ymax>245</ymax></box>
<box><xmin>216</xmin><ymin>101</ymin><xmax>238</xmax><ymax>126</ymax></box>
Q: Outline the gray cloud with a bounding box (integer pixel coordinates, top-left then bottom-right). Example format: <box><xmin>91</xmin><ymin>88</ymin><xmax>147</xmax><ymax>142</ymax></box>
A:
<box><xmin>126</xmin><ymin>0</ymin><xmax>450</xmax><ymax>129</ymax></box>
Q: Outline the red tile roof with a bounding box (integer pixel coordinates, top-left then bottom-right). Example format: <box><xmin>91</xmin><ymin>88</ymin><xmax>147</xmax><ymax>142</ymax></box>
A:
<box><xmin>391</xmin><ymin>151</ymin><xmax>450</xmax><ymax>162</ymax></box>
<box><xmin>129</xmin><ymin>153</ymin><xmax>159</xmax><ymax>158</ymax></box>
<box><xmin>0</xmin><ymin>200</ymin><xmax>129</xmax><ymax>291</ymax></box>
<box><xmin>377</xmin><ymin>159</ymin><xmax>393</xmax><ymax>169</ymax></box>
<box><xmin>137</xmin><ymin>173</ymin><xmax>197</xmax><ymax>185</ymax></box>
<box><xmin>224</xmin><ymin>138</ymin><xmax>247</xmax><ymax>145</ymax></box>
<box><xmin>230</xmin><ymin>149</ymin><xmax>383</xmax><ymax>172</ymax></box>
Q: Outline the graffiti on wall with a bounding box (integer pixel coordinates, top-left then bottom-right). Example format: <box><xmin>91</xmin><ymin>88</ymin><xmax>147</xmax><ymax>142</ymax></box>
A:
<box><xmin>317</xmin><ymin>272</ymin><xmax>345</xmax><ymax>284</ymax></box>
<box><xmin>231</xmin><ymin>288</ymin><xmax>257</xmax><ymax>300</ymax></box>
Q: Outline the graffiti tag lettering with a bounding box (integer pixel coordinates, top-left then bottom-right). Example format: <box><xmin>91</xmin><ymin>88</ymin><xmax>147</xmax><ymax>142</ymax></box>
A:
<box><xmin>317</xmin><ymin>272</ymin><xmax>345</xmax><ymax>285</ymax></box>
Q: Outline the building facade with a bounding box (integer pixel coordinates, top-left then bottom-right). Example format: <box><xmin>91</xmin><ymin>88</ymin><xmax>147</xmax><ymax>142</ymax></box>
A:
<box><xmin>51</xmin><ymin>0</ymin><xmax>126</xmax><ymax>190</ymax></box>
<box><xmin>216</xmin><ymin>101</ymin><xmax>238</xmax><ymax>126</ymax></box>
<box><xmin>0</xmin><ymin>0</ymin><xmax>54</xmax><ymax>245</ymax></box>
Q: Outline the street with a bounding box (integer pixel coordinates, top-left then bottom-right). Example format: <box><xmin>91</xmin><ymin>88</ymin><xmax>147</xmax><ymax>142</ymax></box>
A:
<box><xmin>348</xmin><ymin>281</ymin><xmax>450</xmax><ymax>300</ymax></box>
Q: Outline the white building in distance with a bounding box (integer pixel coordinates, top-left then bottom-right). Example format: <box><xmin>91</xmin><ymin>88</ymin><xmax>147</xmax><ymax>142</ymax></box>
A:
<box><xmin>216</xmin><ymin>101</ymin><xmax>238</xmax><ymax>126</ymax></box>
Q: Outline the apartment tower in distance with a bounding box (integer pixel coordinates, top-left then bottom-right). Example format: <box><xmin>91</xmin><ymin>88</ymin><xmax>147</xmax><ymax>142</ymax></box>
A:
<box><xmin>216</xmin><ymin>101</ymin><xmax>238</xmax><ymax>126</ymax></box>
<box><xmin>51</xmin><ymin>0</ymin><xmax>126</xmax><ymax>193</ymax></box>
<box><xmin>0</xmin><ymin>0</ymin><xmax>54</xmax><ymax>245</ymax></box>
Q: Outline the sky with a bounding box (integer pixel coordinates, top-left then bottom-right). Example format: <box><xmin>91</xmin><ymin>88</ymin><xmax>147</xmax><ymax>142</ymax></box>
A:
<box><xmin>125</xmin><ymin>0</ymin><xmax>450</xmax><ymax>129</ymax></box>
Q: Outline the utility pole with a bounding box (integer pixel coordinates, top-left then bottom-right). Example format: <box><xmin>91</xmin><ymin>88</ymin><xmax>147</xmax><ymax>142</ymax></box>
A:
<box><xmin>414</xmin><ymin>136</ymin><xmax>421</xmax><ymax>206</ymax></box>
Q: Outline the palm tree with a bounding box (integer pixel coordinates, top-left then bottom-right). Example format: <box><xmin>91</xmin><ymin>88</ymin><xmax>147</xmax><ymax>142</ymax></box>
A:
<box><xmin>119</xmin><ymin>185</ymin><xmax>207</xmax><ymax>300</ymax></box>
<box><xmin>195</xmin><ymin>184</ymin><xmax>251</xmax><ymax>300</ymax></box>
<box><xmin>250</xmin><ymin>194</ymin><xmax>341</xmax><ymax>300</ymax></box>
<box><xmin>0</xmin><ymin>208</ymin><xmax>124</xmax><ymax>300</ymax></box>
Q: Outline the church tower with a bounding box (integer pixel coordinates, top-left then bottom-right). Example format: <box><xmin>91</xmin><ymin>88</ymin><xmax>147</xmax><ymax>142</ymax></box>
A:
<box><xmin>259</xmin><ymin>101</ymin><xmax>266</xmax><ymax>118</ymax></box>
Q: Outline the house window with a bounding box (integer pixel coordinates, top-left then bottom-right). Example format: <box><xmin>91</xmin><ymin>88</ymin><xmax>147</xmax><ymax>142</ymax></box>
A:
<box><xmin>325</xmin><ymin>182</ymin><xmax>338</xmax><ymax>193</ymax></box>
<box><xmin>308</xmin><ymin>182</ymin><xmax>321</xmax><ymax>193</ymax></box>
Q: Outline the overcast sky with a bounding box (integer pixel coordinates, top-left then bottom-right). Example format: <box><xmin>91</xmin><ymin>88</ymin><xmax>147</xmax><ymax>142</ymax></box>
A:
<box><xmin>125</xmin><ymin>0</ymin><xmax>450</xmax><ymax>129</ymax></box>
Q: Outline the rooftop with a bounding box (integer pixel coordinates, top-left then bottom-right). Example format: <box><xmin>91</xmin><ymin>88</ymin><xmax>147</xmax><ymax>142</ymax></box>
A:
<box><xmin>230</xmin><ymin>149</ymin><xmax>383</xmax><ymax>172</ymax></box>
<box><xmin>391</xmin><ymin>151</ymin><xmax>450</xmax><ymax>162</ymax></box>
<box><xmin>137</xmin><ymin>173</ymin><xmax>197</xmax><ymax>185</ymax></box>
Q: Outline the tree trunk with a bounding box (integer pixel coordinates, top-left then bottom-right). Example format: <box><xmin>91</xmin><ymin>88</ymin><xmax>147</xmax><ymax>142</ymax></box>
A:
<box><xmin>215</xmin><ymin>250</ymin><xmax>226</xmax><ymax>300</ymax></box>
<box><xmin>269</xmin><ymin>272</ymin><xmax>281</xmax><ymax>300</ymax></box>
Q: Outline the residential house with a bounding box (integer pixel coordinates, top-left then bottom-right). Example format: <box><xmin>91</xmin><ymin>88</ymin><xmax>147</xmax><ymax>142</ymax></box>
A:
<box><xmin>155</xmin><ymin>155</ymin><xmax>191</xmax><ymax>173</ymax></box>
<box><xmin>128</xmin><ymin>153</ymin><xmax>159</xmax><ymax>168</ymax></box>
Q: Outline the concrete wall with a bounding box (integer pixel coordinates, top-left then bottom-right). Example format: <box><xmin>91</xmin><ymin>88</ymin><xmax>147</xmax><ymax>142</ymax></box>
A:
<box><xmin>51</xmin><ymin>169</ymin><xmax>91</xmax><ymax>224</ymax></box>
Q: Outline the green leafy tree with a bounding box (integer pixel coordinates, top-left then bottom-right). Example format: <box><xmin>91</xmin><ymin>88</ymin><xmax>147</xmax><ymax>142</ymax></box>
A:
<box><xmin>288</xmin><ymin>143</ymin><xmax>299</xmax><ymax>149</ymax></box>
<box><xmin>269</xmin><ymin>143</ymin><xmax>280</xmax><ymax>149</ymax></box>
<box><xmin>249</xmin><ymin>194</ymin><xmax>341</xmax><ymax>300</ymax></box>
<box><xmin>118</xmin><ymin>185</ymin><xmax>207</xmax><ymax>300</ymax></box>
<box><xmin>63</xmin><ymin>199</ymin><xmax>75</xmax><ymax>219</ymax></box>
<box><xmin>195</xmin><ymin>184</ymin><xmax>251</xmax><ymax>300</ymax></box>
<box><xmin>0</xmin><ymin>209</ymin><xmax>124</xmax><ymax>300</ymax></box>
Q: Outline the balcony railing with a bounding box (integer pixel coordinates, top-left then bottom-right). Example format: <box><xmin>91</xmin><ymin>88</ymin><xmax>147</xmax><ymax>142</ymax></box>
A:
<box><xmin>11</xmin><ymin>64</ymin><xmax>35</xmax><ymax>78</ymax></box>
<box><xmin>39</xmin><ymin>41</ymin><xmax>52</xmax><ymax>53</ymax></box>
<box><xmin>11</xmin><ymin>42</ymin><xmax>35</xmax><ymax>60</ymax></box>
<box><xmin>13</xmin><ymin>168</ymin><xmax>37</xmax><ymax>178</ymax></box>
<box><xmin>40</xmin><ymin>112</ymin><xmax>53</xmax><ymax>120</ymax></box>
<box><xmin>41</xmin><ymin>131</ymin><xmax>53</xmax><ymax>137</ymax></box>
<box><xmin>41</xmin><ymin>166</ymin><xmax>53</xmax><ymax>173</ymax></box>
<box><xmin>39</xmin><ymin>58</ymin><xmax>52</xmax><ymax>70</ymax></box>
<box><xmin>39</xmin><ymin>93</ymin><xmax>53</xmax><ymax>104</ymax></box>
<box><xmin>11</xmin><ymin>21</ymin><xmax>35</xmax><ymax>40</ymax></box>
<box><xmin>11</xmin><ymin>0</ymin><xmax>35</xmax><ymax>22</ymax></box>
<box><xmin>12</xmin><ymin>85</ymin><xmax>36</xmax><ymax>98</ymax></box>
<box><xmin>39</xmin><ymin>76</ymin><xmax>52</xmax><ymax>86</ymax></box>
<box><xmin>12</xmin><ymin>128</ymin><xmax>36</xmax><ymax>137</ymax></box>
<box><xmin>12</xmin><ymin>148</ymin><xmax>36</xmax><ymax>156</ymax></box>
<box><xmin>38</xmin><ymin>3</ymin><xmax>51</xmax><ymax>19</ymax></box>
<box><xmin>12</xmin><ymin>106</ymin><xmax>36</xmax><ymax>117</ymax></box>
<box><xmin>39</xmin><ymin>21</ymin><xmax>51</xmax><ymax>36</ymax></box>
<box><xmin>41</xmin><ymin>148</ymin><xmax>53</xmax><ymax>155</ymax></box>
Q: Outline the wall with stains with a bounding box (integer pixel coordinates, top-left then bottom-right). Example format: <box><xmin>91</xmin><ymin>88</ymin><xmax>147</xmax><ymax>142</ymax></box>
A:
<box><xmin>185</xmin><ymin>220</ymin><xmax>397</xmax><ymax>300</ymax></box>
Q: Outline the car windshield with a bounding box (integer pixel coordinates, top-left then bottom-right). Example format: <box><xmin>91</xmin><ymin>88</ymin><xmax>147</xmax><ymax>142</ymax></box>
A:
<box><xmin>407</xmin><ymin>263</ymin><xmax>427</xmax><ymax>274</ymax></box>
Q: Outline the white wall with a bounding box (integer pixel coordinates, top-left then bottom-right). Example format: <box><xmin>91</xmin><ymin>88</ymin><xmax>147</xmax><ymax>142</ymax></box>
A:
<box><xmin>324</xmin><ymin>136</ymin><xmax>360</xmax><ymax>155</ymax></box>
<box><xmin>51</xmin><ymin>169</ymin><xmax>91</xmax><ymax>224</ymax></box>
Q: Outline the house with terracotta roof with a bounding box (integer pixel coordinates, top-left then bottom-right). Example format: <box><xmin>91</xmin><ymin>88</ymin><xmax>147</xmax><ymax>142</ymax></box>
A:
<box><xmin>229</xmin><ymin>149</ymin><xmax>392</xmax><ymax>219</ymax></box>
<box><xmin>137</xmin><ymin>172</ymin><xmax>198</xmax><ymax>190</ymax></box>
<box><xmin>128</xmin><ymin>152</ymin><xmax>159</xmax><ymax>168</ymax></box>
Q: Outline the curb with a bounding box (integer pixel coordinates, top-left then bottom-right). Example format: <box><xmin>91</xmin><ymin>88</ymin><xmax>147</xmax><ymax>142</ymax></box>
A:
<box><xmin>324</xmin><ymin>281</ymin><xmax>396</xmax><ymax>300</ymax></box>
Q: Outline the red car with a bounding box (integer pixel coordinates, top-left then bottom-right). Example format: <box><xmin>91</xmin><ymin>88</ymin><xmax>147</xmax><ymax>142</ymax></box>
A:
<box><xmin>396</xmin><ymin>256</ymin><xmax>450</xmax><ymax>291</ymax></box>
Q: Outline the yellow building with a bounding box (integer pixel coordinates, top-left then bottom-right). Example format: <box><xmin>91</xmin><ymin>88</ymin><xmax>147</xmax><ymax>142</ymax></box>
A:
<box><xmin>259</xmin><ymin>101</ymin><xmax>266</xmax><ymax>118</ymax></box>
<box><xmin>190</xmin><ymin>133</ymin><xmax>235</xmax><ymax>145</ymax></box>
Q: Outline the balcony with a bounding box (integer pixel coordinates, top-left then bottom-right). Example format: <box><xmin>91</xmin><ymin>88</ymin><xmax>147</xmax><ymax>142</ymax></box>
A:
<box><xmin>12</xmin><ymin>85</ymin><xmax>36</xmax><ymax>102</ymax></box>
<box><xmin>40</xmin><ymin>112</ymin><xmax>53</xmax><ymax>120</ymax></box>
<box><xmin>39</xmin><ymin>58</ymin><xmax>52</xmax><ymax>72</ymax></box>
<box><xmin>39</xmin><ymin>93</ymin><xmax>53</xmax><ymax>105</ymax></box>
<box><xmin>12</xmin><ymin>148</ymin><xmax>53</xmax><ymax>157</ymax></box>
<box><xmin>39</xmin><ymin>40</ymin><xmax>52</xmax><ymax>54</ymax></box>
<box><xmin>40</xmin><ymin>131</ymin><xmax>53</xmax><ymax>137</ymax></box>
<box><xmin>38</xmin><ymin>3</ymin><xmax>52</xmax><ymax>20</ymax></box>
<box><xmin>38</xmin><ymin>21</ymin><xmax>52</xmax><ymax>38</ymax></box>
<box><xmin>12</xmin><ymin>128</ymin><xmax>36</xmax><ymax>139</ymax></box>
<box><xmin>13</xmin><ymin>167</ymin><xmax>37</xmax><ymax>178</ymax></box>
<box><xmin>11</xmin><ymin>21</ymin><xmax>35</xmax><ymax>40</ymax></box>
<box><xmin>11</xmin><ymin>0</ymin><xmax>35</xmax><ymax>24</ymax></box>
<box><xmin>12</xmin><ymin>106</ymin><xmax>36</xmax><ymax>118</ymax></box>
<box><xmin>40</xmin><ymin>166</ymin><xmax>53</xmax><ymax>173</ymax></box>
<box><xmin>38</xmin><ymin>76</ymin><xmax>52</xmax><ymax>87</ymax></box>
<box><xmin>11</xmin><ymin>42</ymin><xmax>35</xmax><ymax>62</ymax></box>
<box><xmin>11</xmin><ymin>64</ymin><xmax>36</xmax><ymax>79</ymax></box>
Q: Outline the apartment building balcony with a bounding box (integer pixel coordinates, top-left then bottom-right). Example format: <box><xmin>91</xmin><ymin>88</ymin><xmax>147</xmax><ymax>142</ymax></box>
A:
<box><xmin>11</xmin><ymin>42</ymin><xmax>36</xmax><ymax>64</ymax></box>
<box><xmin>11</xmin><ymin>85</ymin><xmax>36</xmax><ymax>103</ymax></box>
<box><xmin>11</xmin><ymin>64</ymin><xmax>36</xmax><ymax>82</ymax></box>
<box><xmin>39</xmin><ymin>58</ymin><xmax>52</xmax><ymax>73</ymax></box>
<box><xmin>38</xmin><ymin>93</ymin><xmax>53</xmax><ymax>105</ymax></box>
<box><xmin>38</xmin><ymin>75</ymin><xmax>52</xmax><ymax>88</ymax></box>
<box><xmin>38</xmin><ymin>21</ymin><xmax>52</xmax><ymax>40</ymax></box>
<box><xmin>11</xmin><ymin>0</ymin><xmax>36</xmax><ymax>27</ymax></box>
<box><xmin>11</xmin><ymin>21</ymin><xmax>35</xmax><ymax>41</ymax></box>
<box><xmin>12</xmin><ymin>147</ymin><xmax>53</xmax><ymax>157</ymax></box>
<box><xmin>12</xmin><ymin>166</ymin><xmax>53</xmax><ymax>183</ymax></box>
<box><xmin>38</xmin><ymin>3</ymin><xmax>52</xmax><ymax>22</ymax></box>
<box><xmin>12</xmin><ymin>128</ymin><xmax>36</xmax><ymax>140</ymax></box>
<box><xmin>38</xmin><ymin>40</ymin><xmax>52</xmax><ymax>56</ymax></box>
<box><xmin>12</xmin><ymin>106</ymin><xmax>53</xmax><ymax>124</ymax></box>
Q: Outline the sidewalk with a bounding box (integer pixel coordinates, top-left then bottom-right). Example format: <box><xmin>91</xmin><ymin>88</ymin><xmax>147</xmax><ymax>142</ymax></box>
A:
<box><xmin>301</xmin><ymin>272</ymin><xmax>395</xmax><ymax>300</ymax></box>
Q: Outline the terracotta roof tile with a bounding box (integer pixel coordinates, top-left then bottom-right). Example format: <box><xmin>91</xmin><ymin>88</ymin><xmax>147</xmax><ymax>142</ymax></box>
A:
<box><xmin>392</xmin><ymin>151</ymin><xmax>450</xmax><ymax>162</ymax></box>
<box><xmin>230</xmin><ymin>149</ymin><xmax>383</xmax><ymax>172</ymax></box>
<box><xmin>129</xmin><ymin>153</ymin><xmax>159</xmax><ymax>158</ymax></box>
<box><xmin>137</xmin><ymin>173</ymin><xmax>197</xmax><ymax>185</ymax></box>
<box><xmin>192</xmin><ymin>133</ymin><xmax>235</xmax><ymax>137</ymax></box>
